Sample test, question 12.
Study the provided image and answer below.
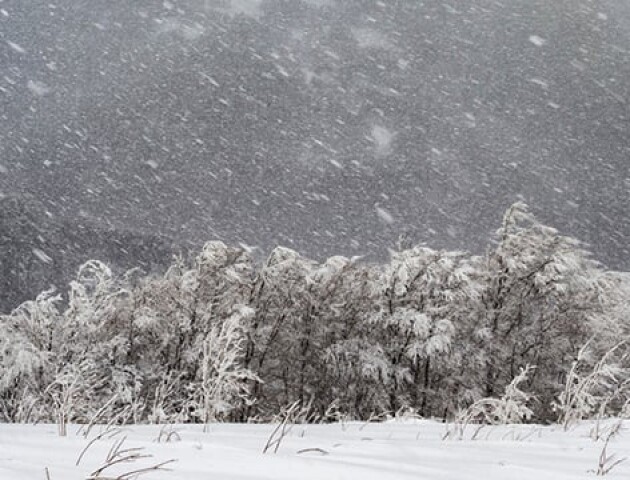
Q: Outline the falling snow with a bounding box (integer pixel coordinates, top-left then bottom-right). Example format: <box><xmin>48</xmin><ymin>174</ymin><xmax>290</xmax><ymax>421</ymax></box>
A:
<box><xmin>6</xmin><ymin>41</ymin><xmax>26</xmax><ymax>53</ymax></box>
<box><xmin>0</xmin><ymin>0</ymin><xmax>629</xmax><ymax>314</ymax></box>
<box><xmin>26</xmin><ymin>80</ymin><xmax>51</xmax><ymax>97</ymax></box>
<box><xmin>32</xmin><ymin>248</ymin><xmax>53</xmax><ymax>264</ymax></box>
<box><xmin>528</xmin><ymin>35</ymin><xmax>546</xmax><ymax>47</ymax></box>
<box><xmin>375</xmin><ymin>206</ymin><xmax>395</xmax><ymax>224</ymax></box>
<box><xmin>371</xmin><ymin>125</ymin><xmax>395</xmax><ymax>156</ymax></box>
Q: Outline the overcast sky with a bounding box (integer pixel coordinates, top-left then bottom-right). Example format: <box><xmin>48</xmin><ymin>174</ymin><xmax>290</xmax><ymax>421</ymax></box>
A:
<box><xmin>1</xmin><ymin>0</ymin><xmax>629</xmax><ymax>269</ymax></box>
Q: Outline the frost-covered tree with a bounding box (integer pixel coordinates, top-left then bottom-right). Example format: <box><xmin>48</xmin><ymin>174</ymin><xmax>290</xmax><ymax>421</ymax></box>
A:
<box><xmin>121</xmin><ymin>241</ymin><xmax>257</xmax><ymax>422</ymax></box>
<box><xmin>307</xmin><ymin>256</ymin><xmax>380</xmax><ymax>417</ymax></box>
<box><xmin>372</xmin><ymin>246</ymin><xmax>480</xmax><ymax>416</ymax></box>
<box><xmin>190</xmin><ymin>305</ymin><xmax>258</xmax><ymax>426</ymax></box>
<box><xmin>0</xmin><ymin>260</ymin><xmax>132</xmax><ymax>425</ymax></box>
<box><xmin>474</xmin><ymin>202</ymin><xmax>603</xmax><ymax>418</ymax></box>
<box><xmin>241</xmin><ymin>247</ymin><xmax>316</xmax><ymax>416</ymax></box>
<box><xmin>0</xmin><ymin>288</ymin><xmax>62</xmax><ymax>422</ymax></box>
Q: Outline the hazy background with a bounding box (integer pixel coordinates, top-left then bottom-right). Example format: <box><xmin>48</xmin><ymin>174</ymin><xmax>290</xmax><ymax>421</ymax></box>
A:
<box><xmin>1</xmin><ymin>0</ymin><xmax>629</xmax><ymax>308</ymax></box>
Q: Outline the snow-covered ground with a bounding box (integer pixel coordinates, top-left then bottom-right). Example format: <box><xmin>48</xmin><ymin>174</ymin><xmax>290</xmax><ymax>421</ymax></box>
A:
<box><xmin>1</xmin><ymin>420</ymin><xmax>629</xmax><ymax>479</ymax></box>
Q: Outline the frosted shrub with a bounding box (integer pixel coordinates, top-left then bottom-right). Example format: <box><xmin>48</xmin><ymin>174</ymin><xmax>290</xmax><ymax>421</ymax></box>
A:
<box><xmin>195</xmin><ymin>306</ymin><xmax>259</xmax><ymax>426</ymax></box>
<box><xmin>445</xmin><ymin>365</ymin><xmax>535</xmax><ymax>440</ymax></box>
<box><xmin>554</xmin><ymin>341</ymin><xmax>627</xmax><ymax>431</ymax></box>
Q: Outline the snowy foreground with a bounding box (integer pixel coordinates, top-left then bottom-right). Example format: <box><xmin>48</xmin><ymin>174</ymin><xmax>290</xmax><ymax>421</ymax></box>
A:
<box><xmin>2</xmin><ymin>420</ymin><xmax>630</xmax><ymax>479</ymax></box>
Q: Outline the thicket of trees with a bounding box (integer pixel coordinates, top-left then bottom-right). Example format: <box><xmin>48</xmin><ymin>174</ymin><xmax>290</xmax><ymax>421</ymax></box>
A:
<box><xmin>1</xmin><ymin>203</ymin><xmax>629</xmax><ymax>429</ymax></box>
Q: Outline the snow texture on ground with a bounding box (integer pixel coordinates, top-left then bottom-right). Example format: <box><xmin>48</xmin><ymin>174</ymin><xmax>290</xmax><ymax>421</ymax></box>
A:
<box><xmin>1</xmin><ymin>420</ymin><xmax>629</xmax><ymax>479</ymax></box>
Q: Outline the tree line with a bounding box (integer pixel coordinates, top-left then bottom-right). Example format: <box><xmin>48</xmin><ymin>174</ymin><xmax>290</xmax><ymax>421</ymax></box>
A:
<box><xmin>1</xmin><ymin>202</ymin><xmax>629</xmax><ymax>429</ymax></box>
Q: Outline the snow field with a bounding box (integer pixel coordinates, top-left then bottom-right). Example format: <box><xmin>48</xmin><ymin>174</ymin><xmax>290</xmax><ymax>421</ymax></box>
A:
<box><xmin>1</xmin><ymin>420</ymin><xmax>629</xmax><ymax>479</ymax></box>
